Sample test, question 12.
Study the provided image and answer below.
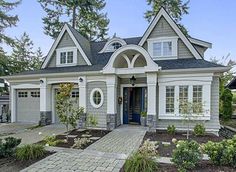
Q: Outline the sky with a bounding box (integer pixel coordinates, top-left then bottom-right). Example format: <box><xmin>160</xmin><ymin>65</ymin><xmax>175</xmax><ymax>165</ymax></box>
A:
<box><xmin>3</xmin><ymin>0</ymin><xmax>236</xmax><ymax>63</ymax></box>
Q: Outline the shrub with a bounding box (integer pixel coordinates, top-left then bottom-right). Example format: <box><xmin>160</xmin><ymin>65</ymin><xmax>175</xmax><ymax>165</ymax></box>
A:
<box><xmin>203</xmin><ymin>135</ymin><xmax>236</xmax><ymax>167</ymax></box>
<box><xmin>220</xmin><ymin>88</ymin><xmax>233</xmax><ymax>120</ymax></box>
<box><xmin>16</xmin><ymin>144</ymin><xmax>46</xmax><ymax>160</ymax></box>
<box><xmin>233</xmin><ymin>93</ymin><xmax>236</xmax><ymax>104</ymax></box>
<box><xmin>167</xmin><ymin>125</ymin><xmax>176</xmax><ymax>135</ymax></box>
<box><xmin>43</xmin><ymin>136</ymin><xmax>64</xmax><ymax>146</ymax></box>
<box><xmin>124</xmin><ymin>139</ymin><xmax>158</xmax><ymax>172</ymax></box>
<box><xmin>193</xmin><ymin>124</ymin><xmax>206</xmax><ymax>136</ymax></box>
<box><xmin>0</xmin><ymin>137</ymin><xmax>21</xmax><ymax>158</ymax></box>
<box><xmin>72</xmin><ymin>138</ymin><xmax>91</xmax><ymax>149</ymax></box>
<box><xmin>171</xmin><ymin>140</ymin><xmax>202</xmax><ymax>172</ymax></box>
<box><xmin>141</xmin><ymin>111</ymin><xmax>147</xmax><ymax>117</ymax></box>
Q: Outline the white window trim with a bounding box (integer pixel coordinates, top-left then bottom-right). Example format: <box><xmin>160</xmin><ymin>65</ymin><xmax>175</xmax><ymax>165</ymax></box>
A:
<box><xmin>90</xmin><ymin>88</ymin><xmax>104</xmax><ymax>109</ymax></box>
<box><xmin>56</xmin><ymin>47</ymin><xmax>77</xmax><ymax>67</ymax></box>
<box><xmin>147</xmin><ymin>37</ymin><xmax>178</xmax><ymax>60</ymax></box>
<box><xmin>158</xmin><ymin>79</ymin><xmax>211</xmax><ymax>120</ymax></box>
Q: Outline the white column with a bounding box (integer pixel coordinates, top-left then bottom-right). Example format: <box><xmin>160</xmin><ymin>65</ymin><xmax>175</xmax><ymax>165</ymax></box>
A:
<box><xmin>40</xmin><ymin>78</ymin><xmax>51</xmax><ymax>112</ymax></box>
<box><xmin>147</xmin><ymin>73</ymin><xmax>157</xmax><ymax>116</ymax></box>
<box><xmin>78</xmin><ymin>76</ymin><xmax>87</xmax><ymax>112</ymax></box>
<box><xmin>106</xmin><ymin>75</ymin><xmax>117</xmax><ymax>114</ymax></box>
<box><xmin>10</xmin><ymin>87</ymin><xmax>16</xmax><ymax>123</ymax></box>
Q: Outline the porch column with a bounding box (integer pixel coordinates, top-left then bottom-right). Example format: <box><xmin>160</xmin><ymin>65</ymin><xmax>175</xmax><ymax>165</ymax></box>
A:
<box><xmin>106</xmin><ymin>75</ymin><xmax>117</xmax><ymax>130</ymax></box>
<box><xmin>10</xmin><ymin>87</ymin><xmax>16</xmax><ymax>123</ymax></box>
<box><xmin>147</xmin><ymin>73</ymin><xmax>157</xmax><ymax>130</ymax></box>
<box><xmin>40</xmin><ymin>78</ymin><xmax>52</xmax><ymax>125</ymax></box>
<box><xmin>78</xmin><ymin>76</ymin><xmax>87</xmax><ymax>128</ymax></box>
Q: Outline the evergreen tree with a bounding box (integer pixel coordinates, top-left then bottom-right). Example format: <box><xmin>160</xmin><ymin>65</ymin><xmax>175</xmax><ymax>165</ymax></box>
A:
<box><xmin>10</xmin><ymin>32</ymin><xmax>42</xmax><ymax>73</ymax></box>
<box><xmin>0</xmin><ymin>0</ymin><xmax>21</xmax><ymax>45</ymax></box>
<box><xmin>145</xmin><ymin>0</ymin><xmax>189</xmax><ymax>35</ymax></box>
<box><xmin>38</xmin><ymin>0</ymin><xmax>109</xmax><ymax>41</ymax></box>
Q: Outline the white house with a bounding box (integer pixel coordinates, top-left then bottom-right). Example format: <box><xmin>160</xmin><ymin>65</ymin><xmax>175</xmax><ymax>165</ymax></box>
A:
<box><xmin>3</xmin><ymin>8</ymin><xmax>229</xmax><ymax>134</ymax></box>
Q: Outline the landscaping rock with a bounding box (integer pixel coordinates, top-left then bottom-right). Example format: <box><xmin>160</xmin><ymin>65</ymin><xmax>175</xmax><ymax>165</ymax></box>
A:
<box><xmin>82</xmin><ymin>134</ymin><xmax>92</xmax><ymax>138</ymax></box>
<box><xmin>90</xmin><ymin>137</ymin><xmax>101</xmax><ymax>141</ymax></box>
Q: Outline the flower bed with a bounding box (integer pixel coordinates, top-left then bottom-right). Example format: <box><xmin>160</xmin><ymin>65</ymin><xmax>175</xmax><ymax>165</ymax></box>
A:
<box><xmin>38</xmin><ymin>129</ymin><xmax>110</xmax><ymax>149</ymax></box>
<box><xmin>143</xmin><ymin>130</ymin><xmax>224</xmax><ymax>157</ymax></box>
<box><xmin>0</xmin><ymin>151</ymin><xmax>53</xmax><ymax>172</ymax></box>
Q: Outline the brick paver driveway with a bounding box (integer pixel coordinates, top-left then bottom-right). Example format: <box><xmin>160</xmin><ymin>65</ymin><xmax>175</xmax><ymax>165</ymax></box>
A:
<box><xmin>22</xmin><ymin>125</ymin><xmax>147</xmax><ymax>172</ymax></box>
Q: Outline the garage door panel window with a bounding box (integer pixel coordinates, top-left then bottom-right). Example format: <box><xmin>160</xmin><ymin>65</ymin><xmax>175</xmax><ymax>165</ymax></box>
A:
<box><xmin>18</xmin><ymin>92</ymin><xmax>28</xmax><ymax>98</ymax></box>
<box><xmin>31</xmin><ymin>91</ymin><xmax>40</xmax><ymax>98</ymax></box>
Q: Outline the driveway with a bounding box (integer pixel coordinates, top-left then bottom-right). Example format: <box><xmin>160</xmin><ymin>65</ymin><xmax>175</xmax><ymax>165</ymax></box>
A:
<box><xmin>0</xmin><ymin>123</ymin><xmax>66</xmax><ymax>145</ymax></box>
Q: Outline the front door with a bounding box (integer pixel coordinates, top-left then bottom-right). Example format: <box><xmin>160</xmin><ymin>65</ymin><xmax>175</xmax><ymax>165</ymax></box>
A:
<box><xmin>123</xmin><ymin>87</ymin><xmax>147</xmax><ymax>124</ymax></box>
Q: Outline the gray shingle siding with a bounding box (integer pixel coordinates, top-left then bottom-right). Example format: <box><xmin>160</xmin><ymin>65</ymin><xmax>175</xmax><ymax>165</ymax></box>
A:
<box><xmin>86</xmin><ymin>81</ymin><xmax>107</xmax><ymax>128</ymax></box>
<box><xmin>193</xmin><ymin>44</ymin><xmax>207</xmax><ymax>57</ymax></box>
<box><xmin>178</xmin><ymin>39</ymin><xmax>194</xmax><ymax>58</ymax></box>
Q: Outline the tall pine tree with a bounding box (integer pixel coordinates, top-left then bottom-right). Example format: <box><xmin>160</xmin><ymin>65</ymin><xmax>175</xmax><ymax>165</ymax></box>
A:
<box><xmin>0</xmin><ymin>0</ymin><xmax>21</xmax><ymax>45</ymax></box>
<box><xmin>10</xmin><ymin>32</ymin><xmax>42</xmax><ymax>73</ymax></box>
<box><xmin>145</xmin><ymin>0</ymin><xmax>189</xmax><ymax>35</ymax></box>
<box><xmin>38</xmin><ymin>0</ymin><xmax>109</xmax><ymax>41</ymax></box>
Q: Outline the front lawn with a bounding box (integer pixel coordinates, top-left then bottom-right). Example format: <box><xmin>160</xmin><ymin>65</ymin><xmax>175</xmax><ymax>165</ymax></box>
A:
<box><xmin>38</xmin><ymin>129</ymin><xmax>110</xmax><ymax>149</ymax></box>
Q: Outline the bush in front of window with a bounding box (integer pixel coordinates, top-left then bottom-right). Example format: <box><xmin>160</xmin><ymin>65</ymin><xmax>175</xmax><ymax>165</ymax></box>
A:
<box><xmin>167</xmin><ymin>125</ymin><xmax>176</xmax><ymax>135</ymax></box>
<box><xmin>193</xmin><ymin>124</ymin><xmax>206</xmax><ymax>136</ymax></box>
<box><xmin>171</xmin><ymin>140</ymin><xmax>202</xmax><ymax>172</ymax></box>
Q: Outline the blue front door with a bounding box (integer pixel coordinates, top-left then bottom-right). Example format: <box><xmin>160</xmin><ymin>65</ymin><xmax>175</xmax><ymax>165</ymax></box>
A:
<box><xmin>123</xmin><ymin>87</ymin><xmax>147</xmax><ymax>124</ymax></box>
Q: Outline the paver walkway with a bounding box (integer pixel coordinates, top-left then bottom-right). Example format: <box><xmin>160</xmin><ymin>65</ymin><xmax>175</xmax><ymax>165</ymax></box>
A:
<box><xmin>21</xmin><ymin>125</ymin><xmax>147</xmax><ymax>172</ymax></box>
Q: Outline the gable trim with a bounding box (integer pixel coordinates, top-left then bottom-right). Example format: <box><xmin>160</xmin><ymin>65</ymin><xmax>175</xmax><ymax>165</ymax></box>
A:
<box><xmin>138</xmin><ymin>8</ymin><xmax>202</xmax><ymax>59</ymax></box>
<box><xmin>42</xmin><ymin>24</ymin><xmax>92</xmax><ymax>68</ymax></box>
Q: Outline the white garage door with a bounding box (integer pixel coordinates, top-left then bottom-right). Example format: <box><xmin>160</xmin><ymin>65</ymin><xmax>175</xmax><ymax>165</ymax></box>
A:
<box><xmin>16</xmin><ymin>89</ymin><xmax>40</xmax><ymax>123</ymax></box>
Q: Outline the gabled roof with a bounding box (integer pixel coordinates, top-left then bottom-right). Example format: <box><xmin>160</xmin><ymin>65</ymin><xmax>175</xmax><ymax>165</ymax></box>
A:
<box><xmin>138</xmin><ymin>7</ymin><xmax>203</xmax><ymax>59</ymax></box>
<box><xmin>41</xmin><ymin>24</ymin><xmax>92</xmax><ymax>68</ymax></box>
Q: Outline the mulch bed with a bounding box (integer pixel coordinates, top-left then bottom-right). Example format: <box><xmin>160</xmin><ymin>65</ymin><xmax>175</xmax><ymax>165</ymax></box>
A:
<box><xmin>39</xmin><ymin>129</ymin><xmax>110</xmax><ymax>149</ymax></box>
<box><xmin>0</xmin><ymin>151</ymin><xmax>54</xmax><ymax>172</ymax></box>
<box><xmin>158</xmin><ymin>162</ymin><xmax>236</xmax><ymax>172</ymax></box>
<box><xmin>143</xmin><ymin>130</ymin><xmax>224</xmax><ymax>157</ymax></box>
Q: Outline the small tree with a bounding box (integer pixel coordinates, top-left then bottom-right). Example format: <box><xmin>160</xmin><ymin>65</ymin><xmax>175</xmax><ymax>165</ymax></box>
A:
<box><xmin>56</xmin><ymin>83</ymin><xmax>84</xmax><ymax>141</ymax></box>
<box><xmin>86</xmin><ymin>114</ymin><xmax>98</xmax><ymax>133</ymax></box>
<box><xmin>179</xmin><ymin>101</ymin><xmax>205</xmax><ymax>140</ymax></box>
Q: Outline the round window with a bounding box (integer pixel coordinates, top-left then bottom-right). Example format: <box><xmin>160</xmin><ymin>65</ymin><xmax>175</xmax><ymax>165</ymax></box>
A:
<box><xmin>90</xmin><ymin>88</ymin><xmax>104</xmax><ymax>108</ymax></box>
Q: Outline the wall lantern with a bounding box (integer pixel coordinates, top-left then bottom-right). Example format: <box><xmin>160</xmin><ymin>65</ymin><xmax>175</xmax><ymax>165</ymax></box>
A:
<box><xmin>40</xmin><ymin>79</ymin><xmax>44</xmax><ymax>84</ymax></box>
<box><xmin>79</xmin><ymin>77</ymin><xmax>83</xmax><ymax>82</ymax></box>
<box><xmin>130</xmin><ymin>75</ymin><xmax>136</xmax><ymax>86</ymax></box>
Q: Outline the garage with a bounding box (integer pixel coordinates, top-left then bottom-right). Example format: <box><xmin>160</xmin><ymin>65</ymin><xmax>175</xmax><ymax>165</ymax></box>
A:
<box><xmin>16</xmin><ymin>89</ymin><xmax>40</xmax><ymax>123</ymax></box>
<box><xmin>54</xmin><ymin>88</ymin><xmax>79</xmax><ymax>123</ymax></box>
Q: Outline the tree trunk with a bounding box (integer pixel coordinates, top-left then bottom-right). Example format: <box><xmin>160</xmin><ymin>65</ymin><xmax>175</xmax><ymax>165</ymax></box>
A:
<box><xmin>72</xmin><ymin>5</ymin><xmax>76</xmax><ymax>28</ymax></box>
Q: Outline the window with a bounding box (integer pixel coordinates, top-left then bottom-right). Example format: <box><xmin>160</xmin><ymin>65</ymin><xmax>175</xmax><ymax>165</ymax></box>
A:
<box><xmin>18</xmin><ymin>92</ymin><xmax>28</xmax><ymax>98</ymax></box>
<box><xmin>166</xmin><ymin>86</ymin><xmax>175</xmax><ymax>113</ymax></box>
<box><xmin>179</xmin><ymin>86</ymin><xmax>188</xmax><ymax>114</ymax></box>
<box><xmin>31</xmin><ymin>91</ymin><xmax>40</xmax><ymax>98</ymax></box>
<box><xmin>56</xmin><ymin>47</ymin><xmax>77</xmax><ymax>66</ymax></box>
<box><xmin>67</xmin><ymin>51</ymin><xmax>73</xmax><ymax>63</ymax></box>
<box><xmin>153</xmin><ymin>42</ymin><xmax>162</xmax><ymax>57</ymax></box>
<box><xmin>60</xmin><ymin>52</ymin><xmax>66</xmax><ymax>64</ymax></box>
<box><xmin>193</xmin><ymin>85</ymin><xmax>203</xmax><ymax>113</ymax></box>
<box><xmin>71</xmin><ymin>91</ymin><xmax>79</xmax><ymax>98</ymax></box>
<box><xmin>148</xmin><ymin>37</ymin><xmax>178</xmax><ymax>59</ymax></box>
<box><xmin>90</xmin><ymin>88</ymin><xmax>104</xmax><ymax>108</ymax></box>
<box><xmin>112</xmin><ymin>42</ymin><xmax>122</xmax><ymax>50</ymax></box>
<box><xmin>163</xmin><ymin>41</ymin><xmax>172</xmax><ymax>56</ymax></box>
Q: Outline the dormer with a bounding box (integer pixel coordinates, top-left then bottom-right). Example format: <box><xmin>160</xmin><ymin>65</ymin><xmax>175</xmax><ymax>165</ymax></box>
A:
<box><xmin>42</xmin><ymin>24</ymin><xmax>92</xmax><ymax>69</ymax></box>
<box><xmin>99</xmin><ymin>37</ymin><xmax>127</xmax><ymax>53</ymax></box>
